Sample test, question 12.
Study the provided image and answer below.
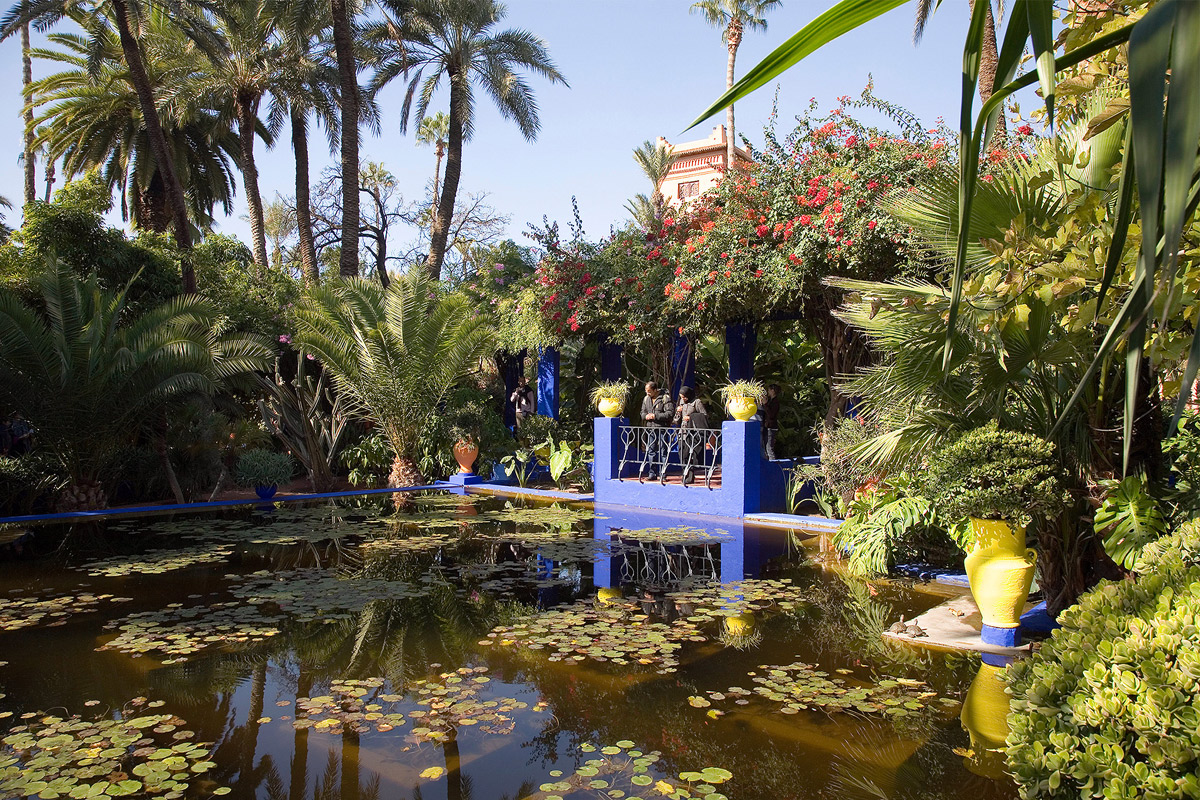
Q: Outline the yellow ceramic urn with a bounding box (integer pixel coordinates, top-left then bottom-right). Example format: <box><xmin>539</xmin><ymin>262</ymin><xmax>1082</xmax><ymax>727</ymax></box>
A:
<box><xmin>598</xmin><ymin>397</ymin><xmax>623</xmax><ymax>418</ymax></box>
<box><xmin>726</xmin><ymin>397</ymin><xmax>757</xmax><ymax>422</ymax></box>
<box><xmin>960</xmin><ymin>660</ymin><xmax>1011</xmax><ymax>778</ymax></box>
<box><xmin>965</xmin><ymin>518</ymin><xmax>1037</xmax><ymax>630</ymax></box>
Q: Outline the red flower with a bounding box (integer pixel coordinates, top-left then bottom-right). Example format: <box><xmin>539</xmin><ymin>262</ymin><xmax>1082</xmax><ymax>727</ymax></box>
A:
<box><xmin>866</xmin><ymin>220</ymin><xmax>877</xmax><ymax>230</ymax></box>
<box><xmin>628</xmin><ymin>323</ymin><xmax>637</xmax><ymax>331</ymax></box>
<box><xmin>800</xmin><ymin>214</ymin><xmax>812</xmax><ymax>226</ymax></box>
<box><xmin>1017</xmin><ymin>124</ymin><xmax>1033</xmax><ymax>136</ymax></box>
<box><xmin>724</xmin><ymin>270</ymin><xmax>732</xmax><ymax>278</ymax></box>
<box><xmin>845</xmin><ymin>135</ymin><xmax>858</xmax><ymax>147</ymax></box>
<box><xmin>754</xmin><ymin>269</ymin><xmax>763</xmax><ymax>277</ymax></box>
<box><xmin>755</xmin><ymin>224</ymin><xmax>769</xmax><ymax>237</ymax></box>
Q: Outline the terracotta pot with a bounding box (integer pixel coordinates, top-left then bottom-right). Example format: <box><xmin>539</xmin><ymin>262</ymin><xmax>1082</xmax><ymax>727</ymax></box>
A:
<box><xmin>965</xmin><ymin>518</ymin><xmax>1037</xmax><ymax>629</ymax></box>
<box><xmin>726</xmin><ymin>396</ymin><xmax>757</xmax><ymax>421</ymax></box>
<box><xmin>597</xmin><ymin>397</ymin><xmax>623</xmax><ymax>418</ymax></box>
<box><xmin>452</xmin><ymin>440</ymin><xmax>479</xmax><ymax>474</ymax></box>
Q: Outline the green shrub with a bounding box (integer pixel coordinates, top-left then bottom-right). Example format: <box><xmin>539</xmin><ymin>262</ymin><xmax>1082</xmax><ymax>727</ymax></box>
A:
<box><xmin>0</xmin><ymin>455</ymin><xmax>61</xmax><ymax>515</ymax></box>
<box><xmin>1005</xmin><ymin>523</ymin><xmax>1200</xmax><ymax>799</ymax></box>
<box><xmin>235</xmin><ymin>449</ymin><xmax>295</xmax><ymax>488</ymax></box>
<box><xmin>817</xmin><ymin>415</ymin><xmax>883</xmax><ymax>506</ymax></box>
<box><xmin>415</xmin><ymin>386</ymin><xmax>511</xmax><ymax>480</ymax></box>
<box><xmin>920</xmin><ymin>422</ymin><xmax>1069</xmax><ymax>526</ymax></box>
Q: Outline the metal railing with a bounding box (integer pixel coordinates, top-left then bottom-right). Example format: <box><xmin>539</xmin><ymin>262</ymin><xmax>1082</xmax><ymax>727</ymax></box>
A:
<box><xmin>616</xmin><ymin>426</ymin><xmax>722</xmax><ymax>488</ymax></box>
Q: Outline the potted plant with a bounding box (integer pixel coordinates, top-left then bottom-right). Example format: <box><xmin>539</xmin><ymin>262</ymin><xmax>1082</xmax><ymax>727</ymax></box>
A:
<box><xmin>718</xmin><ymin>379</ymin><xmax>767</xmax><ymax>422</ymax></box>
<box><xmin>448</xmin><ymin>424</ymin><xmax>479</xmax><ymax>474</ymax></box>
<box><xmin>236</xmin><ymin>449</ymin><xmax>296</xmax><ymax>499</ymax></box>
<box><xmin>590</xmin><ymin>381</ymin><xmax>630</xmax><ymax>418</ymax></box>
<box><xmin>921</xmin><ymin>423</ymin><xmax>1069</xmax><ymax>644</ymax></box>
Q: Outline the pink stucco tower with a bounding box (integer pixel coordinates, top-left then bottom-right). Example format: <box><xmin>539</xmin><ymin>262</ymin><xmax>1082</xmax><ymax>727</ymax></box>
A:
<box><xmin>658</xmin><ymin>124</ymin><xmax>752</xmax><ymax>206</ymax></box>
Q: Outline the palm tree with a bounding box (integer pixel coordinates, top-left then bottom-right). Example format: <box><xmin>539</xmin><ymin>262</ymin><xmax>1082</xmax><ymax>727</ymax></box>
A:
<box><xmin>415</xmin><ymin>111</ymin><xmax>449</xmax><ymax>220</ymax></box>
<box><xmin>0</xmin><ymin>263</ymin><xmax>273</xmax><ymax>508</ymax></box>
<box><xmin>27</xmin><ymin>8</ymin><xmax>240</xmax><ymax>233</ymax></box>
<box><xmin>1</xmin><ymin>0</ymin><xmax>213</xmax><ymax>291</ymax></box>
<box><xmin>200</xmin><ymin>0</ymin><xmax>282</xmax><ymax>269</ymax></box>
<box><xmin>28</xmin><ymin>10</ymin><xmax>241</xmax><ymax>235</ymax></box>
<box><xmin>371</xmin><ymin>0</ymin><xmax>566</xmax><ymax>281</ymax></box>
<box><xmin>267</xmin><ymin>0</ymin><xmax>341</xmax><ymax>285</ymax></box>
<box><xmin>329</xmin><ymin>0</ymin><xmax>360</xmax><ymax>278</ymax></box>
<box><xmin>914</xmin><ymin>0</ymin><xmax>1003</xmax><ymax>137</ymax></box>
<box><xmin>21</xmin><ymin>21</ymin><xmax>35</xmax><ymax>207</ymax></box>
<box><xmin>292</xmin><ymin>268</ymin><xmax>493</xmax><ymax>488</ymax></box>
<box><xmin>689</xmin><ymin>0</ymin><xmax>779</xmax><ymax>171</ymax></box>
<box><xmin>625</xmin><ymin>138</ymin><xmax>678</xmax><ymax>225</ymax></box>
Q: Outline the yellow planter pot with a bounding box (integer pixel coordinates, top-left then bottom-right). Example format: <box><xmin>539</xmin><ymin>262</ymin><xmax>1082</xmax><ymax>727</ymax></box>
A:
<box><xmin>965</xmin><ymin>518</ymin><xmax>1037</xmax><ymax>629</ymax></box>
<box><xmin>726</xmin><ymin>397</ymin><xmax>757</xmax><ymax>422</ymax></box>
<box><xmin>597</xmin><ymin>397</ymin><xmax>623</xmax><ymax>418</ymax></box>
<box><xmin>960</xmin><ymin>661</ymin><xmax>1011</xmax><ymax>779</ymax></box>
<box><xmin>722</xmin><ymin>611</ymin><xmax>757</xmax><ymax>636</ymax></box>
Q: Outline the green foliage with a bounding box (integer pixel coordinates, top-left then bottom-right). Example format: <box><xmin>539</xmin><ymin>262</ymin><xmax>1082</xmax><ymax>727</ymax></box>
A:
<box><xmin>235</xmin><ymin>448</ymin><xmax>295</xmax><ymax>488</ymax></box>
<box><xmin>538</xmin><ymin>435</ymin><xmax>594</xmax><ymax>491</ymax></box>
<box><xmin>816</xmin><ymin>415</ymin><xmax>883</xmax><ymax>506</ymax></box>
<box><xmin>500</xmin><ymin>448</ymin><xmax>537</xmax><ymax>488</ymax></box>
<box><xmin>1006</xmin><ymin>519</ymin><xmax>1200</xmax><ymax>800</ymax></box>
<box><xmin>717</xmin><ymin>379</ymin><xmax>766</xmax><ymax>404</ymax></box>
<box><xmin>0</xmin><ymin>264</ymin><xmax>272</xmax><ymax>490</ymax></box>
<box><xmin>920</xmin><ymin>423</ymin><xmax>1069</xmax><ymax>526</ymax></box>
<box><xmin>341</xmin><ymin>431</ymin><xmax>390</xmax><ymax>488</ymax></box>
<box><xmin>0</xmin><ymin>195</ymin><xmax>181</xmax><ymax>310</ymax></box>
<box><xmin>0</xmin><ymin>454</ymin><xmax>61</xmax><ymax>515</ymax></box>
<box><xmin>292</xmin><ymin>269</ymin><xmax>495</xmax><ymax>485</ymax></box>
<box><xmin>1136</xmin><ymin>518</ymin><xmax>1200</xmax><ymax>574</ymax></box>
<box><xmin>194</xmin><ymin>235</ymin><xmax>299</xmax><ymax>335</ymax></box>
<box><xmin>589</xmin><ymin>380</ymin><xmax>630</xmax><ymax>404</ymax></box>
<box><xmin>832</xmin><ymin>480</ymin><xmax>971</xmax><ymax>578</ymax></box>
<box><xmin>415</xmin><ymin>385</ymin><xmax>510</xmax><ymax>481</ymax></box>
<box><xmin>1094</xmin><ymin>474</ymin><xmax>1170</xmax><ymax>569</ymax></box>
<box><xmin>785</xmin><ymin>463</ymin><xmax>836</xmax><ymax>516</ymax></box>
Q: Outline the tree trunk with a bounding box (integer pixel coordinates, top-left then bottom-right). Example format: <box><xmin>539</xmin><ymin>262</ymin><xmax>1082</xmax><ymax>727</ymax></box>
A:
<box><xmin>331</xmin><ymin>0</ymin><xmax>360</xmax><ymax>278</ymax></box>
<box><xmin>289</xmin><ymin>670</ymin><xmax>313</xmax><ymax>800</ymax></box>
<box><xmin>807</xmin><ymin>296</ymin><xmax>871</xmax><ymax>428</ymax></box>
<box><xmin>724</xmin><ymin>19</ymin><xmax>742</xmax><ymax>173</ymax></box>
<box><xmin>111</xmin><ymin>0</ymin><xmax>194</xmax><ymax>292</ymax></box>
<box><xmin>430</xmin><ymin>142</ymin><xmax>444</xmax><ymax>220</ymax></box>
<box><xmin>339</xmin><ymin>725</ymin><xmax>360</xmax><ymax>800</ymax></box>
<box><xmin>375</xmin><ymin>231</ymin><xmax>389</xmax><ymax>289</ymax></box>
<box><xmin>291</xmin><ymin>107</ymin><xmax>320</xmax><ymax>285</ymax></box>
<box><xmin>389</xmin><ymin>454</ymin><xmax>424</xmax><ymax>512</ymax></box>
<box><xmin>21</xmin><ymin>23</ymin><xmax>35</xmax><ymax>208</ymax></box>
<box><xmin>155</xmin><ymin>410</ymin><xmax>185</xmax><ymax>504</ymax></box>
<box><xmin>972</xmin><ymin>0</ymin><xmax>1006</xmax><ymax>139</ymax></box>
<box><xmin>426</xmin><ymin>78</ymin><xmax>464</xmax><ymax>282</ymax></box>
<box><xmin>237</xmin><ymin>91</ymin><xmax>269</xmax><ymax>269</ymax></box>
<box><xmin>134</xmin><ymin>171</ymin><xmax>171</xmax><ymax>233</ymax></box>
<box><xmin>43</xmin><ymin>158</ymin><xmax>55</xmax><ymax>203</ymax></box>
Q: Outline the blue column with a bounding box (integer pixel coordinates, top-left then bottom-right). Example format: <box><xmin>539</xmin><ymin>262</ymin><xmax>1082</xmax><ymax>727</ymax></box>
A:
<box><xmin>722</xmin><ymin>419</ymin><xmax>762</xmax><ymax>515</ymax></box>
<box><xmin>500</xmin><ymin>349</ymin><xmax>526</xmax><ymax>430</ymax></box>
<box><xmin>669</xmin><ymin>329</ymin><xmax>696</xmax><ymax>397</ymax></box>
<box><xmin>537</xmin><ymin>346</ymin><xmax>560</xmax><ymax>419</ymax></box>
<box><xmin>593</xmin><ymin>416</ymin><xmax>621</xmax><ymax>483</ymax></box>
<box><xmin>725</xmin><ymin>322</ymin><xmax>757</xmax><ymax>382</ymax></box>
<box><xmin>598</xmin><ymin>333</ymin><xmax>624</xmax><ymax>382</ymax></box>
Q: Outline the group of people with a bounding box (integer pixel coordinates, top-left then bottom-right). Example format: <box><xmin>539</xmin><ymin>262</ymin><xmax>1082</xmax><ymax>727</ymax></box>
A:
<box><xmin>0</xmin><ymin>413</ymin><xmax>33</xmax><ymax>458</ymax></box>
<box><xmin>638</xmin><ymin>381</ymin><xmax>782</xmax><ymax>485</ymax></box>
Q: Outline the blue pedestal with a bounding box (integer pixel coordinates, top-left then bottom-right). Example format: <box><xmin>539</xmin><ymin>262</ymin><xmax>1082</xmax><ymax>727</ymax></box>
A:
<box><xmin>448</xmin><ymin>473</ymin><xmax>483</xmax><ymax>486</ymax></box>
<box><xmin>1019</xmin><ymin>600</ymin><xmax>1060</xmax><ymax>634</ymax></box>
<box><xmin>981</xmin><ymin>624</ymin><xmax>1021</xmax><ymax>647</ymax></box>
<box><xmin>726</xmin><ymin>322</ymin><xmax>757</xmax><ymax>382</ymax></box>
<box><xmin>537</xmin><ymin>346</ymin><xmax>560</xmax><ymax>419</ymax></box>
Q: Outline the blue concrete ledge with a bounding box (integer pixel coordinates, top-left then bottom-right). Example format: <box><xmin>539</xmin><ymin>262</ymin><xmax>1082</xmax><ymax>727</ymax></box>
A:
<box><xmin>744</xmin><ymin>513</ymin><xmax>843</xmax><ymax>531</ymax></box>
<box><xmin>0</xmin><ymin>484</ymin><xmax>447</xmax><ymax>525</ymax></box>
<box><xmin>893</xmin><ymin>563</ymin><xmax>967</xmax><ymax>583</ymax></box>
<box><xmin>933</xmin><ymin>572</ymin><xmax>971</xmax><ymax>588</ymax></box>
<box><xmin>1019</xmin><ymin>600</ymin><xmax>1060</xmax><ymax>634</ymax></box>
<box><xmin>463</xmin><ymin>483</ymin><xmax>594</xmax><ymax>503</ymax></box>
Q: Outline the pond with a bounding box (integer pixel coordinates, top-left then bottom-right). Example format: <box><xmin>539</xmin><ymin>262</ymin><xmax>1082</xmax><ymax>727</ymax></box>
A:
<box><xmin>0</xmin><ymin>492</ymin><xmax>1018</xmax><ymax>800</ymax></box>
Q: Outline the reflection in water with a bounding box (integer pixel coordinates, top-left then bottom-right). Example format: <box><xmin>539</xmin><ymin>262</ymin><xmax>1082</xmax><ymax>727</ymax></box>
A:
<box><xmin>0</xmin><ymin>495</ymin><xmax>1017</xmax><ymax>800</ymax></box>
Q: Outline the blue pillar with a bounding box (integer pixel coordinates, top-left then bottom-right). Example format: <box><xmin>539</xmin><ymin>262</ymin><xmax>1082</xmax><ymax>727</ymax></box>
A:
<box><xmin>537</xmin><ymin>346</ymin><xmax>560</xmax><ymax>419</ymax></box>
<box><xmin>722</xmin><ymin>419</ymin><xmax>762</xmax><ymax>515</ymax></box>
<box><xmin>669</xmin><ymin>329</ymin><xmax>695</xmax><ymax>397</ymax></box>
<box><xmin>726</xmin><ymin>322</ymin><xmax>757</xmax><ymax>383</ymax></box>
<box><xmin>593</xmin><ymin>416</ymin><xmax>622</xmax><ymax>483</ymax></box>
<box><xmin>598</xmin><ymin>334</ymin><xmax>624</xmax><ymax>382</ymax></box>
<box><xmin>500</xmin><ymin>349</ymin><xmax>526</xmax><ymax>430</ymax></box>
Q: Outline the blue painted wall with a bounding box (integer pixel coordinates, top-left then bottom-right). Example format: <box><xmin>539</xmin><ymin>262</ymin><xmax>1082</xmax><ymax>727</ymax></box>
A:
<box><xmin>726</xmin><ymin>322</ymin><xmax>757</xmax><ymax>382</ymax></box>
<box><xmin>598</xmin><ymin>334</ymin><xmax>624</xmax><ymax>381</ymax></box>
<box><xmin>537</xmin><ymin>346</ymin><xmax>560</xmax><ymax>419</ymax></box>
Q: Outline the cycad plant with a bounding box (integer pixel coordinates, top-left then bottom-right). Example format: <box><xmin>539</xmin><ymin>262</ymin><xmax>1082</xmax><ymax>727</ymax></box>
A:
<box><xmin>0</xmin><ymin>264</ymin><xmax>273</xmax><ymax>508</ymax></box>
<box><xmin>292</xmin><ymin>269</ymin><xmax>494</xmax><ymax>487</ymax></box>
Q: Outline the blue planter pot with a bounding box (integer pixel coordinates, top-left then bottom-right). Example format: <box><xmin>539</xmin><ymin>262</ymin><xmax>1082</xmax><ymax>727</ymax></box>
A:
<box><xmin>255</xmin><ymin>485</ymin><xmax>278</xmax><ymax>500</ymax></box>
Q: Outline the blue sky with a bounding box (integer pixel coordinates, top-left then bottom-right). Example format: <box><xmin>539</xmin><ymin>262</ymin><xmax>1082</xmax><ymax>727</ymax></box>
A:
<box><xmin>0</xmin><ymin>0</ymin><xmax>978</xmax><ymax>247</ymax></box>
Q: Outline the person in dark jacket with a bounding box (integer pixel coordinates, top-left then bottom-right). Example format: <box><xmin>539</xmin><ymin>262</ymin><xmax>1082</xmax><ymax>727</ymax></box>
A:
<box><xmin>510</xmin><ymin>376</ymin><xmax>535</xmax><ymax>429</ymax></box>
<box><xmin>673</xmin><ymin>386</ymin><xmax>709</xmax><ymax>485</ymax></box>
<box><xmin>763</xmin><ymin>383</ymin><xmax>781</xmax><ymax>460</ymax></box>
<box><xmin>640</xmin><ymin>381</ymin><xmax>674</xmax><ymax>479</ymax></box>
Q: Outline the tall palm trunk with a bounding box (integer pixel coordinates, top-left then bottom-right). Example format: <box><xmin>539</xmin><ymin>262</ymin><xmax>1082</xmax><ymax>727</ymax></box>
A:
<box><xmin>21</xmin><ymin>23</ymin><xmax>34</xmax><ymax>208</ymax></box>
<box><xmin>289</xmin><ymin>669</ymin><xmax>313</xmax><ymax>800</ymax></box>
<box><xmin>724</xmin><ymin>19</ymin><xmax>742</xmax><ymax>172</ymax></box>
<box><xmin>427</xmin><ymin>79</ymin><xmax>464</xmax><ymax>282</ymax></box>
<box><xmin>430</xmin><ymin>141</ymin><xmax>444</xmax><ymax>220</ymax></box>
<box><xmin>111</xmin><ymin>0</ymin><xmax>195</xmax><ymax>292</ymax></box>
<box><xmin>237</xmin><ymin>91</ymin><xmax>269</xmax><ymax>269</ymax></box>
<box><xmin>331</xmin><ymin>0</ymin><xmax>360</xmax><ymax>278</ymax></box>
<box><xmin>43</xmin><ymin>158</ymin><xmax>54</xmax><ymax>202</ymax></box>
<box><xmin>291</xmin><ymin>107</ymin><xmax>319</xmax><ymax>284</ymax></box>
<box><xmin>972</xmin><ymin>0</ymin><xmax>1005</xmax><ymax>138</ymax></box>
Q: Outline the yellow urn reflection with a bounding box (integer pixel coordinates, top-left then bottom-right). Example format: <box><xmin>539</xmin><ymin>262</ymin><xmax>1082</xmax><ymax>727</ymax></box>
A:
<box><xmin>960</xmin><ymin>659</ymin><xmax>1012</xmax><ymax>779</ymax></box>
<box><xmin>965</xmin><ymin>518</ymin><xmax>1037</xmax><ymax>629</ymax></box>
<box><xmin>726</xmin><ymin>397</ymin><xmax>757</xmax><ymax>422</ymax></box>
<box><xmin>596</xmin><ymin>586</ymin><xmax>624</xmax><ymax>606</ymax></box>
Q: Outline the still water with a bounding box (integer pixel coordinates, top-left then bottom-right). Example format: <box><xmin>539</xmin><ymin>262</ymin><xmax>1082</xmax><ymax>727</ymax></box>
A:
<box><xmin>0</xmin><ymin>493</ymin><xmax>1017</xmax><ymax>800</ymax></box>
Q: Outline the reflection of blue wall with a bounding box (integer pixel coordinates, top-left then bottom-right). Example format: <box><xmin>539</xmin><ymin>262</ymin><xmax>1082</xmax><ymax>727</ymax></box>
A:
<box><xmin>591</xmin><ymin>505</ymin><xmax>791</xmax><ymax>588</ymax></box>
<box><xmin>593</xmin><ymin>417</ymin><xmax>794</xmax><ymax>517</ymax></box>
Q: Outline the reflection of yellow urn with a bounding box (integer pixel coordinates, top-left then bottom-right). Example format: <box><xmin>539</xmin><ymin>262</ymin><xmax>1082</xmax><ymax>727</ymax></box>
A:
<box><xmin>598</xmin><ymin>398</ymin><xmax>623</xmax><ymax>418</ymax></box>
<box><xmin>723</xmin><ymin>611</ymin><xmax>757</xmax><ymax>636</ymax></box>
<box><xmin>965</xmin><ymin>519</ymin><xmax>1037</xmax><ymax>629</ymax></box>
<box><xmin>960</xmin><ymin>662</ymin><xmax>1011</xmax><ymax>779</ymax></box>
<box><xmin>726</xmin><ymin>397</ymin><xmax>757</xmax><ymax>422</ymax></box>
<box><xmin>596</xmin><ymin>586</ymin><xmax>623</xmax><ymax>606</ymax></box>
